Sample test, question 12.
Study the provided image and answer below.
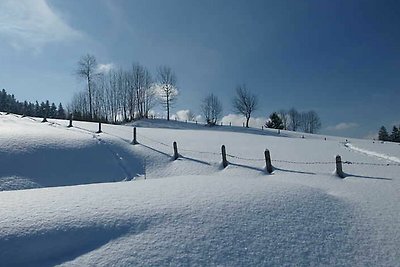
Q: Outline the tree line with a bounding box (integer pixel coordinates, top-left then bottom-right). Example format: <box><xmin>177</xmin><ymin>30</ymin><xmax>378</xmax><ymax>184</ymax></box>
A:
<box><xmin>71</xmin><ymin>54</ymin><xmax>322</xmax><ymax>134</ymax></box>
<box><xmin>0</xmin><ymin>89</ymin><xmax>66</xmax><ymax>119</ymax></box>
<box><xmin>265</xmin><ymin>109</ymin><xmax>321</xmax><ymax>134</ymax></box>
<box><xmin>200</xmin><ymin>87</ymin><xmax>321</xmax><ymax>133</ymax></box>
<box><xmin>378</xmin><ymin>125</ymin><xmax>400</xmax><ymax>142</ymax></box>
<box><xmin>70</xmin><ymin>54</ymin><xmax>177</xmax><ymax>123</ymax></box>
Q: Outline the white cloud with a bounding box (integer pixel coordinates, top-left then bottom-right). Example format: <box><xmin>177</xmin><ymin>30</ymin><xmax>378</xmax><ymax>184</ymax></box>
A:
<box><xmin>326</xmin><ymin>122</ymin><xmax>359</xmax><ymax>131</ymax></box>
<box><xmin>221</xmin><ymin>114</ymin><xmax>265</xmax><ymax>128</ymax></box>
<box><xmin>152</xmin><ymin>83</ymin><xmax>179</xmax><ymax>100</ymax></box>
<box><xmin>170</xmin><ymin>110</ymin><xmax>196</xmax><ymax>121</ymax></box>
<box><xmin>97</xmin><ymin>63</ymin><xmax>115</xmax><ymax>74</ymax></box>
<box><xmin>0</xmin><ymin>0</ymin><xmax>82</xmax><ymax>51</ymax></box>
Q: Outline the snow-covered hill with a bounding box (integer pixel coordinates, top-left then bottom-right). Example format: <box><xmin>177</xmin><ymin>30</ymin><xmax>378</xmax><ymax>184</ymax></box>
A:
<box><xmin>0</xmin><ymin>113</ymin><xmax>399</xmax><ymax>266</ymax></box>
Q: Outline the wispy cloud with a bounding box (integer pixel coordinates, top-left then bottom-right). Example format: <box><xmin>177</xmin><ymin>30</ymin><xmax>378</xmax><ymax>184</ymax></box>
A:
<box><xmin>326</xmin><ymin>122</ymin><xmax>359</xmax><ymax>131</ymax></box>
<box><xmin>0</xmin><ymin>0</ymin><xmax>82</xmax><ymax>51</ymax></box>
<box><xmin>97</xmin><ymin>63</ymin><xmax>115</xmax><ymax>73</ymax></box>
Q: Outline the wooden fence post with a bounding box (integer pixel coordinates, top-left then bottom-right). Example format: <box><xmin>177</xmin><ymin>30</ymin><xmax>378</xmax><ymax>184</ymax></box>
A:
<box><xmin>68</xmin><ymin>113</ymin><xmax>73</xmax><ymax>128</ymax></box>
<box><xmin>221</xmin><ymin>145</ymin><xmax>228</xmax><ymax>168</ymax></box>
<box><xmin>173</xmin><ymin>141</ymin><xmax>179</xmax><ymax>160</ymax></box>
<box><xmin>96</xmin><ymin>122</ymin><xmax>102</xmax><ymax>133</ymax></box>
<box><xmin>336</xmin><ymin>155</ymin><xmax>345</xmax><ymax>178</ymax></box>
<box><xmin>131</xmin><ymin>127</ymin><xmax>138</xmax><ymax>145</ymax></box>
<box><xmin>264</xmin><ymin>149</ymin><xmax>273</xmax><ymax>174</ymax></box>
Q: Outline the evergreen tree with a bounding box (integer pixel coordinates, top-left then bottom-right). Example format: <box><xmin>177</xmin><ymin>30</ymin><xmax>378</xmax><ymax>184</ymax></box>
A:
<box><xmin>0</xmin><ymin>89</ymin><xmax>7</xmax><ymax>111</ymax></box>
<box><xmin>34</xmin><ymin>101</ymin><xmax>41</xmax><ymax>117</ymax></box>
<box><xmin>57</xmin><ymin>103</ymin><xmax>66</xmax><ymax>119</ymax></box>
<box><xmin>391</xmin><ymin>126</ymin><xmax>399</xmax><ymax>142</ymax></box>
<box><xmin>266</xmin><ymin>112</ymin><xmax>284</xmax><ymax>129</ymax></box>
<box><xmin>50</xmin><ymin>102</ymin><xmax>57</xmax><ymax>118</ymax></box>
<box><xmin>378</xmin><ymin>126</ymin><xmax>389</xmax><ymax>141</ymax></box>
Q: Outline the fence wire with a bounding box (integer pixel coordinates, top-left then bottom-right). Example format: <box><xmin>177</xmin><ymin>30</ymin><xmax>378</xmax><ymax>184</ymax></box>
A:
<box><xmin>16</xmin><ymin>114</ymin><xmax>400</xmax><ymax>168</ymax></box>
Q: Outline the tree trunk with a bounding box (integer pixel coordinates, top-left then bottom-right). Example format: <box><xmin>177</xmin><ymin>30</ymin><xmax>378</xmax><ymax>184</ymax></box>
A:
<box><xmin>88</xmin><ymin>78</ymin><xmax>93</xmax><ymax>119</ymax></box>
<box><xmin>166</xmin><ymin>94</ymin><xmax>170</xmax><ymax>121</ymax></box>
<box><xmin>246</xmin><ymin>116</ymin><xmax>250</xmax><ymax>128</ymax></box>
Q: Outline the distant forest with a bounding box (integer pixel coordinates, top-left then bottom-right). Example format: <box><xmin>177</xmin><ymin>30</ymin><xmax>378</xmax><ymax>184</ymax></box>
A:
<box><xmin>0</xmin><ymin>89</ymin><xmax>66</xmax><ymax>119</ymax></box>
<box><xmin>378</xmin><ymin>125</ymin><xmax>400</xmax><ymax>143</ymax></box>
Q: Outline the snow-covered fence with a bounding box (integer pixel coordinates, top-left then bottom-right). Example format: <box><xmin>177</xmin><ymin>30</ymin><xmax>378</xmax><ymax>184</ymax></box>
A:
<box><xmin>173</xmin><ymin>141</ymin><xmax>179</xmax><ymax>160</ymax></box>
<box><xmin>96</xmin><ymin>122</ymin><xmax>102</xmax><ymax>133</ymax></box>
<box><xmin>264</xmin><ymin>149</ymin><xmax>273</xmax><ymax>174</ymax></box>
<box><xmin>221</xmin><ymin>145</ymin><xmax>228</xmax><ymax>168</ymax></box>
<box><xmin>335</xmin><ymin>155</ymin><xmax>345</xmax><ymax>178</ymax></box>
<box><xmin>131</xmin><ymin>127</ymin><xmax>138</xmax><ymax>145</ymax></box>
<box><xmin>68</xmin><ymin>114</ymin><xmax>73</xmax><ymax>128</ymax></box>
<box><xmin>121</xmin><ymin>127</ymin><xmax>400</xmax><ymax>178</ymax></box>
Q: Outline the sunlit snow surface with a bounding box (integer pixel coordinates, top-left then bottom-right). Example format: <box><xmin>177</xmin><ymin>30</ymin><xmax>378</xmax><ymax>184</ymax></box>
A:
<box><xmin>0</xmin><ymin>113</ymin><xmax>399</xmax><ymax>266</ymax></box>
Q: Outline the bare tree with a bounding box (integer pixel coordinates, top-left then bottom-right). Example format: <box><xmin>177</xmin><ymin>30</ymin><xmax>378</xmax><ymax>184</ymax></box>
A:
<box><xmin>157</xmin><ymin>66</ymin><xmax>178</xmax><ymax>121</ymax></box>
<box><xmin>232</xmin><ymin>85</ymin><xmax>258</xmax><ymax>128</ymax></box>
<box><xmin>300</xmin><ymin>110</ymin><xmax>321</xmax><ymax>134</ymax></box>
<box><xmin>131</xmin><ymin>64</ymin><xmax>155</xmax><ymax>119</ymax></box>
<box><xmin>288</xmin><ymin>108</ymin><xmax>301</xmax><ymax>131</ymax></box>
<box><xmin>103</xmin><ymin>70</ymin><xmax>120</xmax><ymax>123</ymax></box>
<box><xmin>201</xmin><ymin>93</ymin><xmax>222</xmax><ymax>126</ymax></box>
<box><xmin>76</xmin><ymin>54</ymin><xmax>98</xmax><ymax>119</ymax></box>
<box><xmin>68</xmin><ymin>91</ymin><xmax>90</xmax><ymax>120</ymax></box>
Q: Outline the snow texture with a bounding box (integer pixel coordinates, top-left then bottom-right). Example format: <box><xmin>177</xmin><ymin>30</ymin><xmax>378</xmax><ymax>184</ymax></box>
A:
<box><xmin>0</xmin><ymin>114</ymin><xmax>399</xmax><ymax>266</ymax></box>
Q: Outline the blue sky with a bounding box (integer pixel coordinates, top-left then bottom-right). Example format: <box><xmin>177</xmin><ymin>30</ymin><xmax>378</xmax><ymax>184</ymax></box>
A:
<box><xmin>0</xmin><ymin>0</ymin><xmax>399</xmax><ymax>138</ymax></box>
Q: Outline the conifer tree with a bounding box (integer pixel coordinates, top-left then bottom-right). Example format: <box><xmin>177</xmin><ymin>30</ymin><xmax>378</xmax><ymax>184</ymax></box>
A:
<box><xmin>391</xmin><ymin>126</ymin><xmax>399</xmax><ymax>142</ymax></box>
<box><xmin>378</xmin><ymin>126</ymin><xmax>389</xmax><ymax>141</ymax></box>
<box><xmin>57</xmin><ymin>103</ymin><xmax>66</xmax><ymax>119</ymax></box>
<box><xmin>266</xmin><ymin>112</ymin><xmax>284</xmax><ymax>129</ymax></box>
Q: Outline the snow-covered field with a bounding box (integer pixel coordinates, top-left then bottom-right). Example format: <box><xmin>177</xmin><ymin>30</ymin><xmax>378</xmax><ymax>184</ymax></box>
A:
<box><xmin>0</xmin><ymin>112</ymin><xmax>399</xmax><ymax>266</ymax></box>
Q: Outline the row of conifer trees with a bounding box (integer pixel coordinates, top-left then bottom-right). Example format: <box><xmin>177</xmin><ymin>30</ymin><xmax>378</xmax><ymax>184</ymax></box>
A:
<box><xmin>0</xmin><ymin>89</ymin><xmax>66</xmax><ymax>119</ymax></box>
<box><xmin>378</xmin><ymin>125</ymin><xmax>400</xmax><ymax>142</ymax></box>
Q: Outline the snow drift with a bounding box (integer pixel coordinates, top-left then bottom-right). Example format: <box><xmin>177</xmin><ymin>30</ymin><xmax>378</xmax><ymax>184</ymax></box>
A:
<box><xmin>0</xmin><ymin>113</ymin><xmax>399</xmax><ymax>266</ymax></box>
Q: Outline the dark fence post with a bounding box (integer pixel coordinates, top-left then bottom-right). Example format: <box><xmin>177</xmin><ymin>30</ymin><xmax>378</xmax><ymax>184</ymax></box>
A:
<box><xmin>264</xmin><ymin>149</ymin><xmax>273</xmax><ymax>174</ymax></box>
<box><xmin>68</xmin><ymin>113</ymin><xmax>73</xmax><ymax>128</ymax></box>
<box><xmin>96</xmin><ymin>122</ymin><xmax>102</xmax><ymax>133</ymax></box>
<box><xmin>173</xmin><ymin>141</ymin><xmax>179</xmax><ymax>160</ymax></box>
<box><xmin>221</xmin><ymin>145</ymin><xmax>228</xmax><ymax>168</ymax></box>
<box><xmin>131</xmin><ymin>127</ymin><xmax>138</xmax><ymax>145</ymax></box>
<box><xmin>336</xmin><ymin>155</ymin><xmax>345</xmax><ymax>178</ymax></box>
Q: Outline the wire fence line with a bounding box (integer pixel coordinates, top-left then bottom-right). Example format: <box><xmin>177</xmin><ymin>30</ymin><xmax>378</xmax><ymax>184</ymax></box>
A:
<box><xmin>136</xmin><ymin>132</ymin><xmax>400</xmax><ymax>167</ymax></box>
<box><xmin>14</xmin><ymin>114</ymin><xmax>400</xmax><ymax>168</ymax></box>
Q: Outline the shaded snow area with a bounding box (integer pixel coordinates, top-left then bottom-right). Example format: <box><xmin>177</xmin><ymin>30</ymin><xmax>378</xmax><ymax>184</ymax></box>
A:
<box><xmin>0</xmin><ymin>114</ymin><xmax>399</xmax><ymax>266</ymax></box>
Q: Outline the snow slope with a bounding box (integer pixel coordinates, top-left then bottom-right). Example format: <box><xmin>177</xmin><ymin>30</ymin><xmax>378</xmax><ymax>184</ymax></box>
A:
<box><xmin>0</xmin><ymin>113</ymin><xmax>399</xmax><ymax>266</ymax></box>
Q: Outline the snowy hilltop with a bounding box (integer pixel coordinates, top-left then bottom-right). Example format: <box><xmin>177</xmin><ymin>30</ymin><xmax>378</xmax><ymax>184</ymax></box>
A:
<box><xmin>0</xmin><ymin>113</ymin><xmax>399</xmax><ymax>266</ymax></box>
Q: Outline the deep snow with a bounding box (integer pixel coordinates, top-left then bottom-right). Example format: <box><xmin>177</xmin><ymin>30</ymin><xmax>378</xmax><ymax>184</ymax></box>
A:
<box><xmin>0</xmin><ymin>113</ymin><xmax>399</xmax><ymax>266</ymax></box>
